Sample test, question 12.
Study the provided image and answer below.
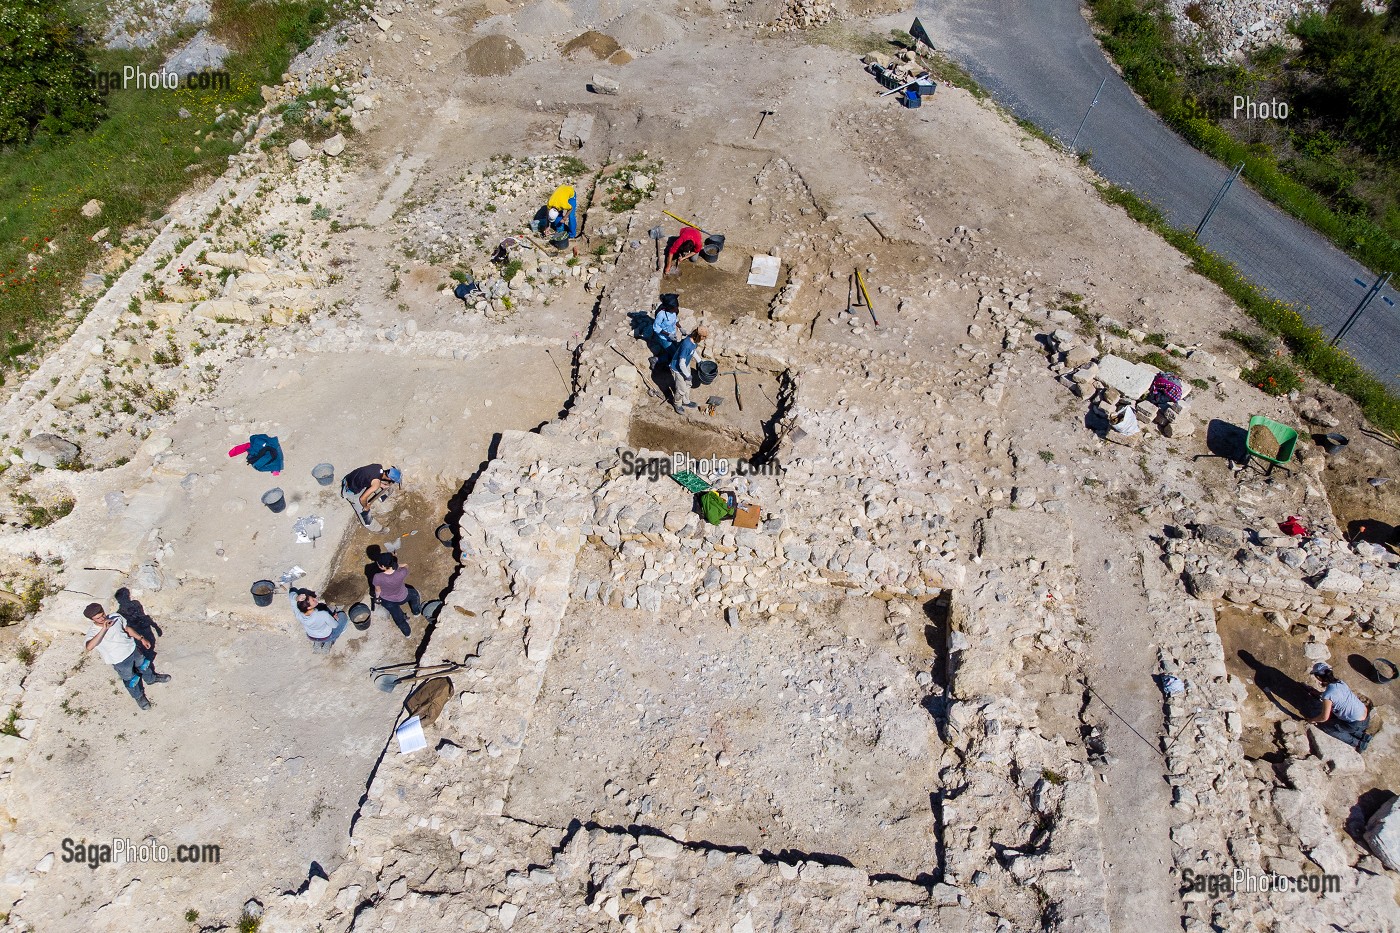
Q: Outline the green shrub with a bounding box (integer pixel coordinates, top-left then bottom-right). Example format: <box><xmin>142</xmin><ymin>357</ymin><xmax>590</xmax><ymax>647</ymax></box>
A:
<box><xmin>0</xmin><ymin>0</ymin><xmax>105</xmax><ymax>144</ymax></box>
<box><xmin>1240</xmin><ymin>358</ymin><xmax>1302</xmax><ymax>396</ymax></box>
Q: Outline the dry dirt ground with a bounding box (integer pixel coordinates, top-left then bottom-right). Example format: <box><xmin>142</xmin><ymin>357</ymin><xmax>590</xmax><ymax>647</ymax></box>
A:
<box><xmin>0</xmin><ymin>0</ymin><xmax>1398</xmax><ymax>931</ymax></box>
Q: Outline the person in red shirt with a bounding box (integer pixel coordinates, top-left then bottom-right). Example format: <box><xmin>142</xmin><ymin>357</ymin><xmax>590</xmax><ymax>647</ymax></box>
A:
<box><xmin>664</xmin><ymin>226</ymin><xmax>705</xmax><ymax>277</ymax></box>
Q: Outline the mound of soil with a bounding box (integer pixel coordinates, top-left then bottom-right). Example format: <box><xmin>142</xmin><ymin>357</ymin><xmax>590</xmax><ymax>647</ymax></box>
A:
<box><xmin>463</xmin><ymin>35</ymin><xmax>526</xmax><ymax>76</ymax></box>
<box><xmin>563</xmin><ymin>30</ymin><xmax>621</xmax><ymax>60</ymax></box>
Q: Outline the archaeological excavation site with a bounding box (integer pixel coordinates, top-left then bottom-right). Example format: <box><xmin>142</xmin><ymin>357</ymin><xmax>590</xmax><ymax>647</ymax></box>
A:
<box><xmin>2</xmin><ymin>0</ymin><xmax>1400</xmax><ymax>931</ymax></box>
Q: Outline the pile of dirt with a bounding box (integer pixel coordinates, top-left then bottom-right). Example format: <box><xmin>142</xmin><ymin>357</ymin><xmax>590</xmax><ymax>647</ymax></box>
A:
<box><xmin>462</xmin><ymin>35</ymin><xmax>527</xmax><ymax>76</ymax></box>
<box><xmin>605</xmin><ymin>8</ymin><xmax>684</xmax><ymax>51</ymax></box>
<box><xmin>563</xmin><ymin>30</ymin><xmax>621</xmax><ymax>60</ymax></box>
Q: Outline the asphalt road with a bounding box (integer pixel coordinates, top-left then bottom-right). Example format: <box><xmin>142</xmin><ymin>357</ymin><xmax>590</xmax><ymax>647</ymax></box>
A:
<box><xmin>916</xmin><ymin>0</ymin><xmax>1400</xmax><ymax>388</ymax></box>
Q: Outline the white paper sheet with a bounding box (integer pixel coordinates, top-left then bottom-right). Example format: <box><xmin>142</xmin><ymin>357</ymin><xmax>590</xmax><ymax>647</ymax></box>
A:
<box><xmin>395</xmin><ymin>715</ymin><xmax>427</xmax><ymax>754</ymax></box>
<box><xmin>747</xmin><ymin>255</ymin><xmax>781</xmax><ymax>287</ymax></box>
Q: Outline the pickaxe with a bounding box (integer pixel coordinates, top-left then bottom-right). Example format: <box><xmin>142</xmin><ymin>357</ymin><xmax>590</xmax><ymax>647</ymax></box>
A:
<box><xmin>661</xmin><ymin>210</ymin><xmax>715</xmax><ymax>238</ymax></box>
<box><xmin>752</xmin><ymin>110</ymin><xmax>775</xmax><ymax>139</ymax></box>
<box><xmin>717</xmin><ymin>370</ymin><xmax>750</xmax><ymax>411</ymax></box>
<box><xmin>859</xmin><ymin>212</ymin><xmax>889</xmax><ymax>242</ymax></box>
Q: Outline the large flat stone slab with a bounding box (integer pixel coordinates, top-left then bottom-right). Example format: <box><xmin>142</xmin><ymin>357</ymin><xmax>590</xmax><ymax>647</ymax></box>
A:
<box><xmin>977</xmin><ymin>508</ymin><xmax>1074</xmax><ymax>568</ymax></box>
<box><xmin>1096</xmin><ymin>354</ymin><xmax>1157</xmax><ymax>400</ymax></box>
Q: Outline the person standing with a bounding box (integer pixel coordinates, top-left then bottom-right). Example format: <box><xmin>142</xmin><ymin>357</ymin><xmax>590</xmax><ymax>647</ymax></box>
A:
<box><xmin>1306</xmin><ymin>662</ymin><xmax>1372</xmax><ymax>751</ymax></box>
<box><xmin>663</xmin><ymin>226</ymin><xmax>704</xmax><ymax>277</ymax></box>
<box><xmin>289</xmin><ymin>588</ymin><xmax>348</xmax><ymax>653</ymax></box>
<box><xmin>342</xmin><ymin>463</ymin><xmax>401</xmax><ymax>528</ymax></box>
<box><xmin>372</xmin><ymin>553</ymin><xmax>422</xmax><ymax>637</ymax></box>
<box><xmin>83</xmin><ymin>603</ymin><xmax>169</xmax><ymax>711</ymax></box>
<box><xmin>668</xmin><ymin>326</ymin><xmax>708</xmax><ymax>414</ymax></box>
<box><xmin>649</xmin><ymin>294</ymin><xmax>681</xmax><ymax>362</ymax></box>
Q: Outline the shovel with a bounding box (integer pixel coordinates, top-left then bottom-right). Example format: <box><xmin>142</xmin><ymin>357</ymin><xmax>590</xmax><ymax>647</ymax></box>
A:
<box><xmin>372</xmin><ymin>660</ymin><xmax>465</xmax><ymax>692</ymax></box>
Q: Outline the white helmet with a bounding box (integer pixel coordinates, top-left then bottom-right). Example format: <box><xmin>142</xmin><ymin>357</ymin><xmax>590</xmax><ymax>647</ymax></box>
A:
<box><xmin>547</xmin><ymin>208</ymin><xmax>560</xmax><ymax>222</ymax></box>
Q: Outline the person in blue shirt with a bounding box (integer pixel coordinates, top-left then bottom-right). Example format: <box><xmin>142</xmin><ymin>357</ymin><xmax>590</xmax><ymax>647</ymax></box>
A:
<box><xmin>668</xmin><ymin>326</ymin><xmax>708</xmax><ymax>414</ymax></box>
<box><xmin>1306</xmin><ymin>662</ymin><xmax>1371</xmax><ymax>751</ymax></box>
<box><xmin>650</xmin><ymin>294</ymin><xmax>681</xmax><ymax>361</ymax></box>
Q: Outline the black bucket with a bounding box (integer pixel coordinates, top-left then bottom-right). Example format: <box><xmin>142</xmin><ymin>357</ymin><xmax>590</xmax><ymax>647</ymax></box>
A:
<box><xmin>420</xmin><ymin>599</ymin><xmax>444</xmax><ymax>622</ymax></box>
<box><xmin>701</xmin><ymin>234</ymin><xmax>725</xmax><ymax>263</ymax></box>
<box><xmin>251</xmin><ymin>580</ymin><xmax>275</xmax><ymax>607</ymax></box>
<box><xmin>1375</xmin><ymin>658</ymin><xmax>1399</xmax><ymax>684</ymax></box>
<box><xmin>696</xmin><ymin>360</ymin><xmax>719</xmax><ymax>386</ymax></box>
<box><xmin>261</xmin><ymin>487</ymin><xmax>286</xmax><ymax>513</ymax></box>
<box><xmin>1323</xmin><ymin>433</ymin><xmax>1350</xmax><ymax>454</ymax></box>
<box><xmin>349</xmin><ymin>602</ymin><xmax>371</xmax><ymax>630</ymax></box>
<box><xmin>435</xmin><ymin>522</ymin><xmax>455</xmax><ymax>547</ymax></box>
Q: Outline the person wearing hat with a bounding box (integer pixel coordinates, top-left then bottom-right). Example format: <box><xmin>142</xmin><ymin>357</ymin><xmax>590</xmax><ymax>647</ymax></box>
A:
<box><xmin>663</xmin><ymin>226</ymin><xmax>704</xmax><ymax>277</ymax></box>
<box><xmin>668</xmin><ymin>326</ymin><xmax>709</xmax><ymax>414</ymax></box>
<box><xmin>1305</xmin><ymin>662</ymin><xmax>1372</xmax><ymax>751</ymax></box>
<box><xmin>649</xmin><ymin>294</ymin><xmax>681</xmax><ymax>361</ymax></box>
<box><xmin>545</xmin><ymin>184</ymin><xmax>578</xmax><ymax>240</ymax></box>
<box><xmin>342</xmin><ymin>463</ymin><xmax>401</xmax><ymax>528</ymax></box>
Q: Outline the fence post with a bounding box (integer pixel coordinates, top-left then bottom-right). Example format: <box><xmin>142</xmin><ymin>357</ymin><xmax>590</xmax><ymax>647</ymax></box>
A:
<box><xmin>1194</xmin><ymin>163</ymin><xmax>1244</xmax><ymax>240</ymax></box>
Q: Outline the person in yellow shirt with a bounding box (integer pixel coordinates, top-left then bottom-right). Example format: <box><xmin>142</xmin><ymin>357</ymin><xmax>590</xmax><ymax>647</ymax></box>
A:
<box><xmin>544</xmin><ymin>184</ymin><xmax>578</xmax><ymax>239</ymax></box>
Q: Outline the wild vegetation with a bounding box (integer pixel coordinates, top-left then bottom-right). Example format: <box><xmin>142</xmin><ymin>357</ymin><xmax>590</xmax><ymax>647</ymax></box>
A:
<box><xmin>1087</xmin><ymin>0</ymin><xmax>1400</xmax><ymax>276</ymax></box>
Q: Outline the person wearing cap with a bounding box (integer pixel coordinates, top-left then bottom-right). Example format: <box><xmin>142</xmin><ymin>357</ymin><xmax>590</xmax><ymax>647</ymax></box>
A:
<box><xmin>663</xmin><ymin>226</ymin><xmax>704</xmax><ymax>277</ymax></box>
<box><xmin>83</xmin><ymin>602</ymin><xmax>170</xmax><ymax>710</ymax></box>
<box><xmin>1305</xmin><ymin>662</ymin><xmax>1372</xmax><ymax>751</ymax></box>
<box><xmin>668</xmin><ymin>326</ymin><xmax>709</xmax><ymax>414</ymax></box>
<box><xmin>545</xmin><ymin>184</ymin><xmax>578</xmax><ymax>239</ymax></box>
<box><xmin>342</xmin><ymin>463</ymin><xmax>401</xmax><ymax>528</ymax></box>
<box><xmin>649</xmin><ymin>294</ymin><xmax>681</xmax><ymax>361</ymax></box>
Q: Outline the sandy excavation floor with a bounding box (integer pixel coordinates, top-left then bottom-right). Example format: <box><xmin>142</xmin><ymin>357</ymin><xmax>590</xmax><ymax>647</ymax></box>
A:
<box><xmin>1</xmin><ymin>0</ymin><xmax>1400</xmax><ymax>931</ymax></box>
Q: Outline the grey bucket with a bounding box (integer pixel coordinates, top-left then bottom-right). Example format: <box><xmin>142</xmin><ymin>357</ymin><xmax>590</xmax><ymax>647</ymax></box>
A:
<box><xmin>312</xmin><ymin>462</ymin><xmax>335</xmax><ymax>486</ymax></box>
<box><xmin>251</xmin><ymin>580</ymin><xmax>275</xmax><ymax>607</ymax></box>
<box><xmin>1375</xmin><ymin>658</ymin><xmax>1398</xmax><ymax>684</ymax></box>
<box><xmin>420</xmin><ymin>599</ymin><xmax>444</xmax><ymax>622</ymax></box>
<box><xmin>261</xmin><ymin>487</ymin><xmax>286</xmax><ymax>513</ymax></box>
<box><xmin>349</xmin><ymin>602</ymin><xmax>371</xmax><ymax>630</ymax></box>
<box><xmin>701</xmin><ymin>234</ymin><xmax>725</xmax><ymax>263</ymax></box>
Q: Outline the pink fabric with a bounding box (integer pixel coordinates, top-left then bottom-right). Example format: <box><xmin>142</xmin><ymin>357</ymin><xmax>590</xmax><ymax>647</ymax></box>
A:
<box><xmin>228</xmin><ymin>442</ymin><xmax>251</xmax><ymax>458</ymax></box>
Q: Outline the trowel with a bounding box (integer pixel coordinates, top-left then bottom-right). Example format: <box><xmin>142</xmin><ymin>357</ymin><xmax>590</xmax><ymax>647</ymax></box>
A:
<box><xmin>381</xmin><ymin>529</ymin><xmax>418</xmax><ymax>554</ymax></box>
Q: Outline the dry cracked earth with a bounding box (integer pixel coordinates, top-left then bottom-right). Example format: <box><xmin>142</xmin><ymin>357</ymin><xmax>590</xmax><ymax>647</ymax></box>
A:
<box><xmin>1</xmin><ymin>1</ymin><xmax>1400</xmax><ymax>932</ymax></box>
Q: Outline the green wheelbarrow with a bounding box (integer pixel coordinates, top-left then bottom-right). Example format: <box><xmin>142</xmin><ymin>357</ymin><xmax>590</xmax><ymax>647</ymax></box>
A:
<box><xmin>1245</xmin><ymin>415</ymin><xmax>1299</xmax><ymax>476</ymax></box>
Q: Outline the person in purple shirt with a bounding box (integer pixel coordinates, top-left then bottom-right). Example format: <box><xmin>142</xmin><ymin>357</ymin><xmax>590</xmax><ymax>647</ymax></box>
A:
<box><xmin>372</xmin><ymin>553</ymin><xmax>422</xmax><ymax>637</ymax></box>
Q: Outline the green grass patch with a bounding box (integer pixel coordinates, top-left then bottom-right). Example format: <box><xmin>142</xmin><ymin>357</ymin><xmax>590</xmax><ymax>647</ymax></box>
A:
<box><xmin>1094</xmin><ymin>179</ymin><xmax>1400</xmax><ymax>432</ymax></box>
<box><xmin>1240</xmin><ymin>357</ymin><xmax>1303</xmax><ymax>396</ymax></box>
<box><xmin>0</xmin><ymin>0</ymin><xmax>340</xmax><ymax>379</ymax></box>
<box><xmin>1137</xmin><ymin>350</ymin><xmax>1181</xmax><ymax>374</ymax></box>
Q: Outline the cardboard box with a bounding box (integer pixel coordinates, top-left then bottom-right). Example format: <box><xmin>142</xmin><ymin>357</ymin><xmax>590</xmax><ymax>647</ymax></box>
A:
<box><xmin>733</xmin><ymin>504</ymin><xmax>761</xmax><ymax>529</ymax></box>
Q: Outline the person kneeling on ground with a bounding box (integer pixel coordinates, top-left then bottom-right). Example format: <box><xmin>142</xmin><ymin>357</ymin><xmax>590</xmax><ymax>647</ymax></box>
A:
<box><xmin>542</xmin><ymin>184</ymin><xmax>578</xmax><ymax>240</ymax></box>
<box><xmin>372</xmin><ymin>553</ymin><xmax>422</xmax><ymax>638</ymax></box>
<box><xmin>669</xmin><ymin>326</ymin><xmax>709</xmax><ymax>414</ymax></box>
<box><xmin>84</xmin><ymin>603</ymin><xmax>169</xmax><ymax>710</ymax></box>
<box><xmin>290</xmin><ymin>588</ymin><xmax>348</xmax><ymax>652</ymax></box>
<box><xmin>342</xmin><ymin>463</ymin><xmax>401</xmax><ymax>528</ymax></box>
<box><xmin>663</xmin><ymin>226</ymin><xmax>704</xmax><ymax>277</ymax></box>
<box><xmin>1305</xmin><ymin>662</ymin><xmax>1372</xmax><ymax>751</ymax></box>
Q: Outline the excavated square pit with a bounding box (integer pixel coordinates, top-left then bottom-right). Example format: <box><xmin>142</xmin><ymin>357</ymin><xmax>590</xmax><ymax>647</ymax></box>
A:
<box><xmin>505</xmin><ymin>593</ymin><xmax>940</xmax><ymax>878</ymax></box>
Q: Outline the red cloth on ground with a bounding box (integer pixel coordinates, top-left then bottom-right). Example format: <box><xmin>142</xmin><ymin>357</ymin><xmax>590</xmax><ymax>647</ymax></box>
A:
<box><xmin>1279</xmin><ymin>516</ymin><xmax>1309</xmax><ymax>537</ymax></box>
<box><xmin>667</xmin><ymin>226</ymin><xmax>704</xmax><ymax>259</ymax></box>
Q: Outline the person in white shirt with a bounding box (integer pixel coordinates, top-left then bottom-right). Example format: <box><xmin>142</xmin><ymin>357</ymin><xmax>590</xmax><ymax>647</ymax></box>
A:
<box><xmin>83</xmin><ymin>603</ymin><xmax>170</xmax><ymax>711</ymax></box>
<box><xmin>1306</xmin><ymin>662</ymin><xmax>1372</xmax><ymax>751</ymax></box>
<box><xmin>290</xmin><ymin>588</ymin><xmax>348</xmax><ymax>652</ymax></box>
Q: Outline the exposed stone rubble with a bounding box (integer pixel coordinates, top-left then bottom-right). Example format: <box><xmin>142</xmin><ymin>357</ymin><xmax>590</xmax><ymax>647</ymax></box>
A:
<box><xmin>1164</xmin><ymin>0</ymin><xmax>1388</xmax><ymax>61</ymax></box>
<box><xmin>5</xmin><ymin>2</ymin><xmax>1400</xmax><ymax>931</ymax></box>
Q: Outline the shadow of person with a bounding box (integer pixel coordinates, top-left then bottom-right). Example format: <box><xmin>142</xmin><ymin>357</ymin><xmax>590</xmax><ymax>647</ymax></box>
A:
<box><xmin>1200</xmin><ymin>418</ymin><xmax>1247</xmax><ymax>463</ymax></box>
<box><xmin>114</xmin><ymin>587</ymin><xmax>161</xmax><ymax>644</ymax></box>
<box><xmin>1237</xmin><ymin>649</ymin><xmax>1313</xmax><ymax>718</ymax></box>
<box><xmin>362</xmin><ymin>545</ymin><xmax>384</xmax><ymax>604</ymax></box>
<box><xmin>1347</xmin><ymin>518</ymin><xmax>1396</xmax><ymax>545</ymax></box>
